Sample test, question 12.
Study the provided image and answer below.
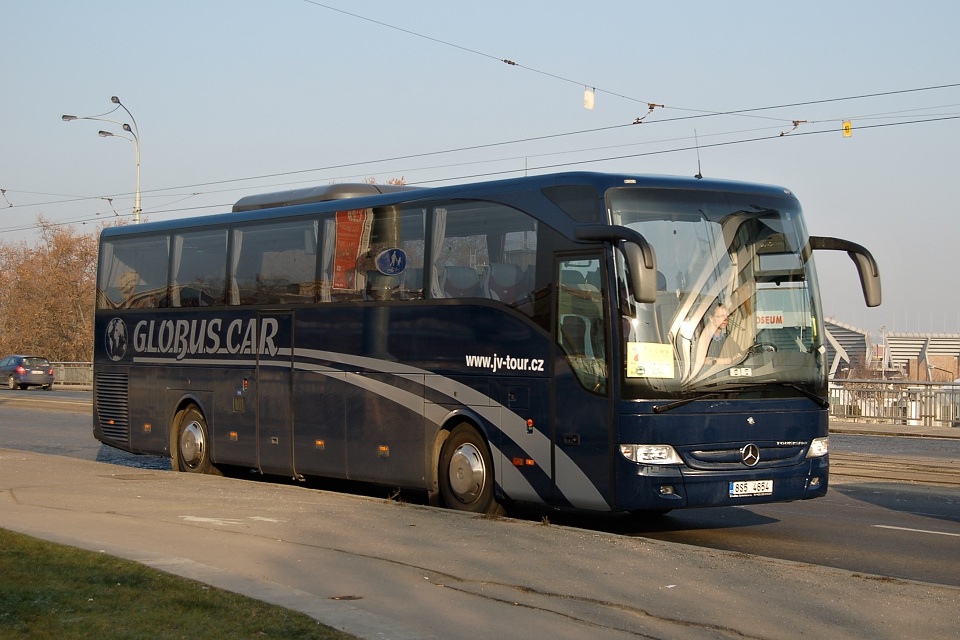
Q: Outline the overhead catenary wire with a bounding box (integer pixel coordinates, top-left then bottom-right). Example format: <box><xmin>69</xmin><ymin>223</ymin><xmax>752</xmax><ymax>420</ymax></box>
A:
<box><xmin>4</xmin><ymin>112</ymin><xmax>959</xmax><ymax>228</ymax></box>
<box><xmin>6</xmin><ymin>82</ymin><xmax>959</xmax><ymax>217</ymax></box>
<box><xmin>10</xmin><ymin>2</ymin><xmax>960</xmax><ymax>228</ymax></box>
<box><xmin>3</xmin><ymin>113</ymin><xmax>956</xmax><ymax>234</ymax></box>
<box><xmin>299</xmin><ymin>1</ymin><xmax>960</xmax><ymax>124</ymax></box>
<box><xmin>415</xmin><ymin>115</ymin><xmax>960</xmax><ymax>185</ymax></box>
<box><xmin>4</xmin><ymin>3</ymin><xmax>959</xmax><ymax>234</ymax></box>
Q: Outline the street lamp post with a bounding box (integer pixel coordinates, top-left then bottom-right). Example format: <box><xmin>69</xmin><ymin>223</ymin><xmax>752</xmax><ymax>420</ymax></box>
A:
<box><xmin>62</xmin><ymin>96</ymin><xmax>142</xmax><ymax>223</ymax></box>
<box><xmin>110</xmin><ymin>97</ymin><xmax>141</xmax><ymax>223</ymax></box>
<box><xmin>97</xmin><ymin>128</ymin><xmax>140</xmax><ymax>223</ymax></box>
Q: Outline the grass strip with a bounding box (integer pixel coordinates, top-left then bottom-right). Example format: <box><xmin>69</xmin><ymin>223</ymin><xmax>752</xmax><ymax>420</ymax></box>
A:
<box><xmin>0</xmin><ymin>528</ymin><xmax>355</xmax><ymax>639</ymax></box>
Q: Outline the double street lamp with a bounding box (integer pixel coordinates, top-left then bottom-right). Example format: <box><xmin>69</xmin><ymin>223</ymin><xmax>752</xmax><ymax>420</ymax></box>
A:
<box><xmin>62</xmin><ymin>96</ymin><xmax>141</xmax><ymax>224</ymax></box>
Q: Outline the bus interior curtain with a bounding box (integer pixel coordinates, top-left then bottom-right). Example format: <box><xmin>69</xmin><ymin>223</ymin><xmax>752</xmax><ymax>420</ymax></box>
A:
<box><xmin>320</xmin><ymin>218</ymin><xmax>336</xmax><ymax>302</ymax></box>
<box><xmin>429</xmin><ymin>207</ymin><xmax>447</xmax><ymax>298</ymax></box>
<box><xmin>229</xmin><ymin>229</ymin><xmax>243</xmax><ymax>305</ymax></box>
<box><xmin>171</xmin><ymin>234</ymin><xmax>184</xmax><ymax>307</ymax></box>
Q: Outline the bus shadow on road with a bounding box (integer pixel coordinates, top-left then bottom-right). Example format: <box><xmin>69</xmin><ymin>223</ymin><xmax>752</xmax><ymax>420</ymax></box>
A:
<box><xmin>831</xmin><ymin>481</ymin><xmax>960</xmax><ymax>525</ymax></box>
<box><xmin>506</xmin><ymin>503</ymin><xmax>780</xmax><ymax>536</ymax></box>
<box><xmin>95</xmin><ymin>445</ymin><xmax>171</xmax><ymax>471</ymax></box>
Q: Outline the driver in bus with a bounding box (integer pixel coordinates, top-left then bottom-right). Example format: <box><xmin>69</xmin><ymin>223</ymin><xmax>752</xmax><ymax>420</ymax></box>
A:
<box><xmin>699</xmin><ymin>303</ymin><xmax>745</xmax><ymax>367</ymax></box>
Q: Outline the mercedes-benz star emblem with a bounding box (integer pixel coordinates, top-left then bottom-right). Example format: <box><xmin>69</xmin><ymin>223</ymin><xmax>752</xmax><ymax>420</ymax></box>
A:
<box><xmin>741</xmin><ymin>443</ymin><xmax>760</xmax><ymax>467</ymax></box>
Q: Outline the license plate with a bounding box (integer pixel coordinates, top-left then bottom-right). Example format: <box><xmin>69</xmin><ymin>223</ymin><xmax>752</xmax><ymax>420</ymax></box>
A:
<box><xmin>31</xmin><ymin>370</ymin><xmax>45</xmax><ymax>375</ymax></box>
<box><xmin>729</xmin><ymin>479</ymin><xmax>773</xmax><ymax>497</ymax></box>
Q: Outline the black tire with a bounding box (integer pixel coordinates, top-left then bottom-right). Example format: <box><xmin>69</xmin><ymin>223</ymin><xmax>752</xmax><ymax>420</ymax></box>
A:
<box><xmin>175</xmin><ymin>406</ymin><xmax>219</xmax><ymax>475</ymax></box>
<box><xmin>7</xmin><ymin>376</ymin><xmax>16</xmax><ymax>390</ymax></box>
<box><xmin>41</xmin><ymin>384</ymin><xmax>52</xmax><ymax>391</ymax></box>
<box><xmin>438</xmin><ymin>424</ymin><xmax>503</xmax><ymax>515</ymax></box>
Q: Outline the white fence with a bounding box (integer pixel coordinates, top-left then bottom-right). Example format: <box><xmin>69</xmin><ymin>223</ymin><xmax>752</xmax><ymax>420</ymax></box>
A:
<box><xmin>829</xmin><ymin>380</ymin><xmax>960</xmax><ymax>428</ymax></box>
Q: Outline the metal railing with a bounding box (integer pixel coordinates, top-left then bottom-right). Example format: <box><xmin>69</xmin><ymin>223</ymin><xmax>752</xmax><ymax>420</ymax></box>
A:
<box><xmin>51</xmin><ymin>362</ymin><xmax>93</xmax><ymax>389</ymax></box>
<box><xmin>829</xmin><ymin>379</ymin><xmax>960</xmax><ymax>428</ymax></box>
<box><xmin>47</xmin><ymin>363</ymin><xmax>960</xmax><ymax>428</ymax></box>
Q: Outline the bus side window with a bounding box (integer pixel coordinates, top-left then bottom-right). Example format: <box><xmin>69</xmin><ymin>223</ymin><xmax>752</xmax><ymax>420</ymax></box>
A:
<box><xmin>98</xmin><ymin>235</ymin><xmax>170</xmax><ymax>309</ymax></box>
<box><xmin>428</xmin><ymin>202</ymin><xmax>537</xmax><ymax>305</ymax></box>
<box><xmin>557</xmin><ymin>257</ymin><xmax>607</xmax><ymax>394</ymax></box>
<box><xmin>231</xmin><ymin>221</ymin><xmax>318</xmax><ymax>305</ymax></box>
<box><xmin>441</xmin><ymin>266</ymin><xmax>482</xmax><ymax>298</ymax></box>
<box><xmin>400</xmin><ymin>267</ymin><xmax>424</xmax><ymax>300</ymax></box>
<box><xmin>171</xmin><ymin>229</ymin><xmax>227</xmax><ymax>307</ymax></box>
<box><xmin>483</xmin><ymin>262</ymin><xmax>532</xmax><ymax>306</ymax></box>
<box><xmin>354</xmin><ymin>204</ymin><xmax>426</xmax><ymax>302</ymax></box>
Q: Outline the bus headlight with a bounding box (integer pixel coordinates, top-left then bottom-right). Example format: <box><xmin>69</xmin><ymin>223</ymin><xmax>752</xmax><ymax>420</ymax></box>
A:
<box><xmin>620</xmin><ymin>444</ymin><xmax>683</xmax><ymax>464</ymax></box>
<box><xmin>806</xmin><ymin>436</ymin><xmax>829</xmax><ymax>458</ymax></box>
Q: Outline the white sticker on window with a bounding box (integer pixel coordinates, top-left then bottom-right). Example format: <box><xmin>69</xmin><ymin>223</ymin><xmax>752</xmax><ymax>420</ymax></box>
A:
<box><xmin>626</xmin><ymin>342</ymin><xmax>674</xmax><ymax>378</ymax></box>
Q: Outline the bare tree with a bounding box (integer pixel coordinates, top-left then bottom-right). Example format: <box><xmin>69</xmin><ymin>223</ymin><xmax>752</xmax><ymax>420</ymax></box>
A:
<box><xmin>0</xmin><ymin>217</ymin><xmax>99</xmax><ymax>361</ymax></box>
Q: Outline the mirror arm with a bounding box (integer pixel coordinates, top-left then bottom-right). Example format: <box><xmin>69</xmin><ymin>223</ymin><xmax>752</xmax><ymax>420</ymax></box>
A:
<box><xmin>809</xmin><ymin>236</ymin><xmax>882</xmax><ymax>307</ymax></box>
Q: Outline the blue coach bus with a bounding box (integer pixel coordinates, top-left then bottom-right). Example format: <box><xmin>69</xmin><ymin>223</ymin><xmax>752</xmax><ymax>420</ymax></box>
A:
<box><xmin>93</xmin><ymin>172</ymin><xmax>880</xmax><ymax>514</ymax></box>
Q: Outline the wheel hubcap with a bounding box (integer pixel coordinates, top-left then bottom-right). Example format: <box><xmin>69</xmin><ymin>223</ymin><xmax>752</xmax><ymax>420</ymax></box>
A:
<box><xmin>180</xmin><ymin>420</ymin><xmax>205</xmax><ymax>469</ymax></box>
<box><xmin>448</xmin><ymin>443</ymin><xmax>486</xmax><ymax>504</ymax></box>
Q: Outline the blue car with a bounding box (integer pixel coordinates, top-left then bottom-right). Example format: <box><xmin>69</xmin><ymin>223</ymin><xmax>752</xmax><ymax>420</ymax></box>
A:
<box><xmin>0</xmin><ymin>355</ymin><xmax>54</xmax><ymax>390</ymax></box>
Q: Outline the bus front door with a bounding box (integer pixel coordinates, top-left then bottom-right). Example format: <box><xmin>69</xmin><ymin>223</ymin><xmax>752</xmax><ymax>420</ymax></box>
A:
<box><xmin>553</xmin><ymin>256</ymin><xmax>614</xmax><ymax>511</ymax></box>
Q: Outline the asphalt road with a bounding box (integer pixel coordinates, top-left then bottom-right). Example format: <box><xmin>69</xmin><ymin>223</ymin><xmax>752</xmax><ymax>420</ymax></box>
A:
<box><xmin>2</xmin><ymin>391</ymin><xmax>958</xmax><ymax>588</ymax></box>
<box><xmin>832</xmin><ymin>433</ymin><xmax>960</xmax><ymax>459</ymax></box>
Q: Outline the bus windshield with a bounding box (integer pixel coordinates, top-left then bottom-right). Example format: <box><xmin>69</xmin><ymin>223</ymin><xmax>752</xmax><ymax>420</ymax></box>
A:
<box><xmin>609</xmin><ymin>187</ymin><xmax>826</xmax><ymax>400</ymax></box>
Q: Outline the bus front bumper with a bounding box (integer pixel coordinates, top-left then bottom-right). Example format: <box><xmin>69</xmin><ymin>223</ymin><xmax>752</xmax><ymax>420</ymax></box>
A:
<box><xmin>615</xmin><ymin>455</ymin><xmax>829</xmax><ymax>512</ymax></box>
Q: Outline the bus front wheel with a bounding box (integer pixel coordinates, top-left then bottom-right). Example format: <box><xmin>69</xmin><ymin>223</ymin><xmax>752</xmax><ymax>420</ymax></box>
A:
<box><xmin>175</xmin><ymin>406</ymin><xmax>219</xmax><ymax>475</ymax></box>
<box><xmin>438</xmin><ymin>425</ymin><xmax>503</xmax><ymax>516</ymax></box>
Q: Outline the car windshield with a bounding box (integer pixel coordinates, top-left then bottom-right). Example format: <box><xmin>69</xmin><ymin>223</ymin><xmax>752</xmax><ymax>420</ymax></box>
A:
<box><xmin>22</xmin><ymin>357</ymin><xmax>50</xmax><ymax>367</ymax></box>
<box><xmin>608</xmin><ymin>187</ymin><xmax>827</xmax><ymax>400</ymax></box>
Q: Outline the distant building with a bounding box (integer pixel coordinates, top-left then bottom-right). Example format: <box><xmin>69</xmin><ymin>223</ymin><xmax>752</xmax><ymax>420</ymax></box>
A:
<box><xmin>823</xmin><ymin>318</ymin><xmax>960</xmax><ymax>381</ymax></box>
<box><xmin>883</xmin><ymin>332</ymin><xmax>960</xmax><ymax>381</ymax></box>
<box><xmin>823</xmin><ymin>317</ymin><xmax>873</xmax><ymax>377</ymax></box>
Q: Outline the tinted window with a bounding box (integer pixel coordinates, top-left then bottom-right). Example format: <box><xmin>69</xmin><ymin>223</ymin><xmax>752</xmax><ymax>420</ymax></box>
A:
<box><xmin>171</xmin><ymin>229</ymin><xmax>227</xmax><ymax>306</ymax></box>
<box><xmin>231</xmin><ymin>220</ymin><xmax>318</xmax><ymax>305</ymax></box>
<box><xmin>428</xmin><ymin>201</ymin><xmax>538</xmax><ymax>315</ymax></box>
<box><xmin>558</xmin><ymin>257</ymin><xmax>607</xmax><ymax>394</ymax></box>
<box><xmin>318</xmin><ymin>206</ymin><xmax>425</xmax><ymax>302</ymax></box>
<box><xmin>542</xmin><ymin>185</ymin><xmax>602</xmax><ymax>222</ymax></box>
<box><xmin>98</xmin><ymin>235</ymin><xmax>169</xmax><ymax>309</ymax></box>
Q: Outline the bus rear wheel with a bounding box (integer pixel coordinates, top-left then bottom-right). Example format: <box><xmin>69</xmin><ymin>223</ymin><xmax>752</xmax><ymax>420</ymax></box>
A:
<box><xmin>438</xmin><ymin>425</ymin><xmax>503</xmax><ymax>516</ymax></box>
<box><xmin>175</xmin><ymin>406</ymin><xmax>219</xmax><ymax>475</ymax></box>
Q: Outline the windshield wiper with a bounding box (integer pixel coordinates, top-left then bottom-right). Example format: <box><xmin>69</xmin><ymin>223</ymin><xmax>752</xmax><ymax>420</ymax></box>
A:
<box><xmin>651</xmin><ymin>382</ymin><xmax>829</xmax><ymax>414</ymax></box>
<box><xmin>652</xmin><ymin>393</ymin><xmax>720</xmax><ymax>414</ymax></box>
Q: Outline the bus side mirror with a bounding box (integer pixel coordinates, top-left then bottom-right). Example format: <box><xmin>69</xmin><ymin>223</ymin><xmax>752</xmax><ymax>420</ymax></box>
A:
<box><xmin>621</xmin><ymin>240</ymin><xmax>658</xmax><ymax>304</ymax></box>
<box><xmin>809</xmin><ymin>236</ymin><xmax>882</xmax><ymax>308</ymax></box>
<box><xmin>576</xmin><ymin>225</ymin><xmax>658</xmax><ymax>304</ymax></box>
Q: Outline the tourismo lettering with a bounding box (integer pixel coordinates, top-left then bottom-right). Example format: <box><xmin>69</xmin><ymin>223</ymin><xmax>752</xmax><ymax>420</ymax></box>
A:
<box><xmin>132</xmin><ymin>317</ymin><xmax>280</xmax><ymax>360</ymax></box>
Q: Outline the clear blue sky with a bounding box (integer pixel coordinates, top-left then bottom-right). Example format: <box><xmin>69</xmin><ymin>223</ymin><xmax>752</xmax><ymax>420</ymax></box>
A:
<box><xmin>3</xmin><ymin>1</ymin><xmax>958</xmax><ymax>334</ymax></box>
